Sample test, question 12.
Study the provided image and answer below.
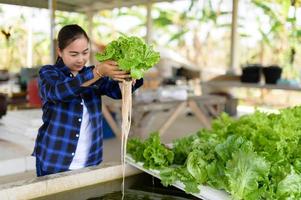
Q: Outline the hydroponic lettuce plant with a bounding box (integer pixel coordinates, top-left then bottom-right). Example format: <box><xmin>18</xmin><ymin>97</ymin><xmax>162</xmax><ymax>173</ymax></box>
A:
<box><xmin>95</xmin><ymin>35</ymin><xmax>160</xmax><ymax>79</ymax></box>
<box><xmin>95</xmin><ymin>36</ymin><xmax>160</xmax><ymax>198</ymax></box>
<box><xmin>128</xmin><ymin>106</ymin><xmax>301</xmax><ymax>199</ymax></box>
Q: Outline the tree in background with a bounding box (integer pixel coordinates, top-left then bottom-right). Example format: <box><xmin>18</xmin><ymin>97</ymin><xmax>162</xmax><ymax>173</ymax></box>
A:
<box><xmin>0</xmin><ymin>6</ymin><xmax>50</xmax><ymax>72</ymax></box>
<box><xmin>246</xmin><ymin>0</ymin><xmax>301</xmax><ymax>79</ymax></box>
<box><xmin>76</xmin><ymin>1</ymin><xmax>236</xmax><ymax>79</ymax></box>
<box><xmin>1</xmin><ymin>0</ymin><xmax>301</xmax><ymax>80</ymax></box>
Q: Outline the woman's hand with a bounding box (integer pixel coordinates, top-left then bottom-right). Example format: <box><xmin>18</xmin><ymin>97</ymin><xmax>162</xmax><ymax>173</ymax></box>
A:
<box><xmin>95</xmin><ymin>60</ymin><xmax>130</xmax><ymax>82</ymax></box>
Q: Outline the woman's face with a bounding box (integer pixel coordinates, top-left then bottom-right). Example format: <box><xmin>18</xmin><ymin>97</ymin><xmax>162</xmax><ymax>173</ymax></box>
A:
<box><xmin>58</xmin><ymin>36</ymin><xmax>90</xmax><ymax>75</ymax></box>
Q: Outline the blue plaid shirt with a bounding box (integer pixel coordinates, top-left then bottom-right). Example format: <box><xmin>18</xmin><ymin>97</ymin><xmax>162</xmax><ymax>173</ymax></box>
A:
<box><xmin>32</xmin><ymin>60</ymin><xmax>143</xmax><ymax>173</ymax></box>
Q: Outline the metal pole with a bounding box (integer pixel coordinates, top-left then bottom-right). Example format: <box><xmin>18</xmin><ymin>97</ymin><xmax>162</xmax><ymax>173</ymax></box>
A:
<box><xmin>146</xmin><ymin>1</ymin><xmax>153</xmax><ymax>44</ymax></box>
<box><xmin>49</xmin><ymin>0</ymin><xmax>55</xmax><ymax>64</ymax></box>
<box><xmin>229</xmin><ymin>0</ymin><xmax>239</xmax><ymax>74</ymax></box>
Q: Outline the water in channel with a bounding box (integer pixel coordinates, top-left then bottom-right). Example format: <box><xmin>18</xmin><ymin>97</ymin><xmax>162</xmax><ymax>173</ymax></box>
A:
<box><xmin>87</xmin><ymin>189</ymin><xmax>193</xmax><ymax>200</ymax></box>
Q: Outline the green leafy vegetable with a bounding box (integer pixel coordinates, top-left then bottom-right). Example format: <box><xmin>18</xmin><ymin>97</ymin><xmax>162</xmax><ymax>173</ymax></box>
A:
<box><xmin>127</xmin><ymin>132</ymin><xmax>174</xmax><ymax>169</ymax></box>
<box><xmin>160</xmin><ymin>166</ymin><xmax>200</xmax><ymax>194</ymax></box>
<box><xmin>186</xmin><ymin>150</ymin><xmax>208</xmax><ymax>184</ymax></box>
<box><xmin>95</xmin><ymin>36</ymin><xmax>160</xmax><ymax>79</ymax></box>
<box><xmin>128</xmin><ymin>106</ymin><xmax>301</xmax><ymax>199</ymax></box>
<box><xmin>277</xmin><ymin>168</ymin><xmax>301</xmax><ymax>199</ymax></box>
<box><xmin>126</xmin><ymin>137</ymin><xmax>145</xmax><ymax>162</ymax></box>
<box><xmin>225</xmin><ymin>140</ymin><xmax>270</xmax><ymax>200</ymax></box>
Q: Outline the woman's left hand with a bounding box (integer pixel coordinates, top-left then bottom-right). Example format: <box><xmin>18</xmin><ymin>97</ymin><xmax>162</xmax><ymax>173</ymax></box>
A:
<box><xmin>96</xmin><ymin>60</ymin><xmax>130</xmax><ymax>82</ymax></box>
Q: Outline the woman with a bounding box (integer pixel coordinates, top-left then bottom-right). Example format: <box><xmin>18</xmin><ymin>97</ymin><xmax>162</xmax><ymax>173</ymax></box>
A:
<box><xmin>32</xmin><ymin>24</ymin><xmax>143</xmax><ymax>176</ymax></box>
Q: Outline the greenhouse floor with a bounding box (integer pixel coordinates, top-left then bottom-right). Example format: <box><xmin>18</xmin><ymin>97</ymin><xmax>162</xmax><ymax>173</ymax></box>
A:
<box><xmin>0</xmin><ymin>105</ymin><xmax>268</xmax><ymax>185</ymax></box>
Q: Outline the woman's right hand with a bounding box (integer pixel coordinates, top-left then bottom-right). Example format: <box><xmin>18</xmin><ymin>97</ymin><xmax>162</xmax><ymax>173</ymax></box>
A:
<box><xmin>95</xmin><ymin>60</ymin><xmax>130</xmax><ymax>82</ymax></box>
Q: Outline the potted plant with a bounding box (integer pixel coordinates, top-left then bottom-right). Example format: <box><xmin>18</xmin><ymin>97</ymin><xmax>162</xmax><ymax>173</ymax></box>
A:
<box><xmin>262</xmin><ymin>65</ymin><xmax>282</xmax><ymax>84</ymax></box>
<box><xmin>240</xmin><ymin>64</ymin><xmax>263</xmax><ymax>83</ymax></box>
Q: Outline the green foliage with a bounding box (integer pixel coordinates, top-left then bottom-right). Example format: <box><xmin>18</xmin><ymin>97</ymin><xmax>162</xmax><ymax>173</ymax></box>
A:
<box><xmin>56</xmin><ymin>11</ymin><xmax>89</xmax><ymax>31</ymax></box>
<box><xmin>128</xmin><ymin>106</ymin><xmax>301</xmax><ymax>199</ymax></box>
<box><xmin>95</xmin><ymin>35</ymin><xmax>160</xmax><ymax>79</ymax></box>
<box><xmin>171</xmin><ymin>134</ymin><xmax>197</xmax><ymax>165</ymax></box>
<box><xmin>160</xmin><ymin>166</ymin><xmax>200</xmax><ymax>194</ymax></box>
<box><xmin>127</xmin><ymin>132</ymin><xmax>174</xmax><ymax>169</ymax></box>
<box><xmin>126</xmin><ymin>137</ymin><xmax>146</xmax><ymax>162</ymax></box>
<box><xmin>251</xmin><ymin>0</ymin><xmax>301</xmax><ymax>78</ymax></box>
<box><xmin>224</xmin><ymin>140</ymin><xmax>270</xmax><ymax>200</ymax></box>
<box><xmin>277</xmin><ymin>168</ymin><xmax>301</xmax><ymax>199</ymax></box>
<box><xmin>153</xmin><ymin>11</ymin><xmax>174</xmax><ymax>27</ymax></box>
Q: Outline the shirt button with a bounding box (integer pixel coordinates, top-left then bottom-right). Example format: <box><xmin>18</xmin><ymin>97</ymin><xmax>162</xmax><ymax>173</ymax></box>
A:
<box><xmin>70</xmin><ymin>74</ymin><xmax>73</xmax><ymax>77</ymax></box>
<box><xmin>80</xmin><ymin>102</ymin><xmax>83</xmax><ymax>105</ymax></box>
<box><xmin>72</xmin><ymin>152</ymin><xmax>75</xmax><ymax>156</ymax></box>
<box><xmin>78</xmin><ymin>118</ymin><xmax>82</xmax><ymax>122</ymax></box>
<box><xmin>76</xmin><ymin>134</ymin><xmax>79</xmax><ymax>137</ymax></box>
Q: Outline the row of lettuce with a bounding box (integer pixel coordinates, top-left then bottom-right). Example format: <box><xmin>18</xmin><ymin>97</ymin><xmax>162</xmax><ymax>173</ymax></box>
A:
<box><xmin>127</xmin><ymin>106</ymin><xmax>301</xmax><ymax>200</ymax></box>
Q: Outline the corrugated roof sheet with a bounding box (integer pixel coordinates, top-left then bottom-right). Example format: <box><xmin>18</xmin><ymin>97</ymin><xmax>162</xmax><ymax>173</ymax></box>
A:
<box><xmin>0</xmin><ymin>0</ymin><xmax>175</xmax><ymax>12</ymax></box>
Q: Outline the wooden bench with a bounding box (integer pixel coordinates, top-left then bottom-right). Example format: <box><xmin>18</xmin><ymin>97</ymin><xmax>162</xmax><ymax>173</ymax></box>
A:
<box><xmin>102</xmin><ymin>95</ymin><xmax>226</xmax><ymax>138</ymax></box>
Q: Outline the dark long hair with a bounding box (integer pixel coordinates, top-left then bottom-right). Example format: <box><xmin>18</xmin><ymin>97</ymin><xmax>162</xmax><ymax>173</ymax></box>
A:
<box><xmin>55</xmin><ymin>24</ymin><xmax>90</xmax><ymax>64</ymax></box>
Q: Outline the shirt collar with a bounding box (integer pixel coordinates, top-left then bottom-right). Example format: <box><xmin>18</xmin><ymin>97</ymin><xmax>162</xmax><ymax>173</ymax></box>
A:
<box><xmin>55</xmin><ymin>58</ymin><xmax>87</xmax><ymax>76</ymax></box>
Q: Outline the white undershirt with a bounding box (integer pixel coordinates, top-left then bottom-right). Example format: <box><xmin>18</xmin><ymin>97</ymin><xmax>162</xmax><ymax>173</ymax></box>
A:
<box><xmin>69</xmin><ymin>101</ymin><xmax>92</xmax><ymax>170</ymax></box>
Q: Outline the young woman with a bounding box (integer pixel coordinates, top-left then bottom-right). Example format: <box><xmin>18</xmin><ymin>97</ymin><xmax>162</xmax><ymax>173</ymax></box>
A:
<box><xmin>32</xmin><ymin>24</ymin><xmax>143</xmax><ymax>176</ymax></box>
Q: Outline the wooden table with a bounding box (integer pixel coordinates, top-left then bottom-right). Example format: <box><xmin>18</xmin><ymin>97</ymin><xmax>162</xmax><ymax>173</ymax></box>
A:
<box><xmin>202</xmin><ymin>79</ymin><xmax>301</xmax><ymax>107</ymax></box>
<box><xmin>103</xmin><ymin>95</ymin><xmax>226</xmax><ymax>138</ymax></box>
<box><xmin>202</xmin><ymin>80</ymin><xmax>301</xmax><ymax>92</ymax></box>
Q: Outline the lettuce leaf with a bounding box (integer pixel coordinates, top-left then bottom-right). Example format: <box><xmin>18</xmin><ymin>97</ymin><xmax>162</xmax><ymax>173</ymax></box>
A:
<box><xmin>127</xmin><ymin>132</ymin><xmax>174</xmax><ymax>169</ymax></box>
<box><xmin>95</xmin><ymin>36</ymin><xmax>160</xmax><ymax>79</ymax></box>
<box><xmin>277</xmin><ymin>168</ymin><xmax>301</xmax><ymax>199</ymax></box>
<box><xmin>128</xmin><ymin>106</ymin><xmax>301</xmax><ymax>199</ymax></box>
<box><xmin>225</xmin><ymin>141</ymin><xmax>270</xmax><ymax>200</ymax></box>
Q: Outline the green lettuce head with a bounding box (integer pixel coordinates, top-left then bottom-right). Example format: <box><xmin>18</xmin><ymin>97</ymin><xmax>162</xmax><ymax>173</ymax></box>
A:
<box><xmin>95</xmin><ymin>36</ymin><xmax>160</xmax><ymax>79</ymax></box>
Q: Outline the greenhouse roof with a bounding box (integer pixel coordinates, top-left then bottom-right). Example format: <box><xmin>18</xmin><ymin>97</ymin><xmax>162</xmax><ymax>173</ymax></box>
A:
<box><xmin>0</xmin><ymin>0</ymin><xmax>174</xmax><ymax>12</ymax></box>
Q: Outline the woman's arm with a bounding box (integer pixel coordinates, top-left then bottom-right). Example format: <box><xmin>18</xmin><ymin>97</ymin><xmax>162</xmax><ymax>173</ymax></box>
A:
<box><xmin>39</xmin><ymin>65</ymin><xmax>94</xmax><ymax>102</ymax></box>
<box><xmin>81</xmin><ymin>67</ymin><xmax>102</xmax><ymax>87</ymax></box>
<box><xmin>83</xmin><ymin>60</ymin><xmax>143</xmax><ymax>99</ymax></box>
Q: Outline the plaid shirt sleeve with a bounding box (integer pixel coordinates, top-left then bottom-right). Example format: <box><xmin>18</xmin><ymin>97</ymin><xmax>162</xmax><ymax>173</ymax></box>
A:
<box><xmin>39</xmin><ymin>65</ymin><xmax>94</xmax><ymax>102</ymax></box>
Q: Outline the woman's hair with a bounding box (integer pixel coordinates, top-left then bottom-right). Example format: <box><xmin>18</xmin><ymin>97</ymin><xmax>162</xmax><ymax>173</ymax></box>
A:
<box><xmin>57</xmin><ymin>24</ymin><xmax>89</xmax><ymax>50</ymax></box>
<box><xmin>56</xmin><ymin>24</ymin><xmax>89</xmax><ymax>64</ymax></box>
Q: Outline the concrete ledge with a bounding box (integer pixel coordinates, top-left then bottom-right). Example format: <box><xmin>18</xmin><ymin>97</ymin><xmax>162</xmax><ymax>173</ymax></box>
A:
<box><xmin>0</xmin><ymin>162</ymin><xmax>141</xmax><ymax>200</ymax></box>
<box><xmin>0</xmin><ymin>157</ymin><xmax>35</xmax><ymax>176</ymax></box>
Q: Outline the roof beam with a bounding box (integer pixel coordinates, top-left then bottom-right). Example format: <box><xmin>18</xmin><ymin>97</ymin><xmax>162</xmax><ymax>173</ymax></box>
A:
<box><xmin>0</xmin><ymin>0</ymin><xmax>175</xmax><ymax>12</ymax></box>
<box><xmin>79</xmin><ymin>0</ymin><xmax>174</xmax><ymax>12</ymax></box>
<box><xmin>0</xmin><ymin>0</ymin><xmax>76</xmax><ymax>12</ymax></box>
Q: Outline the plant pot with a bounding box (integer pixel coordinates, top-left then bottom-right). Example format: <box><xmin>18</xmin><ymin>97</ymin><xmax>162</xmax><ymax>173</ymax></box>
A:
<box><xmin>240</xmin><ymin>64</ymin><xmax>262</xmax><ymax>83</ymax></box>
<box><xmin>262</xmin><ymin>65</ymin><xmax>282</xmax><ymax>84</ymax></box>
